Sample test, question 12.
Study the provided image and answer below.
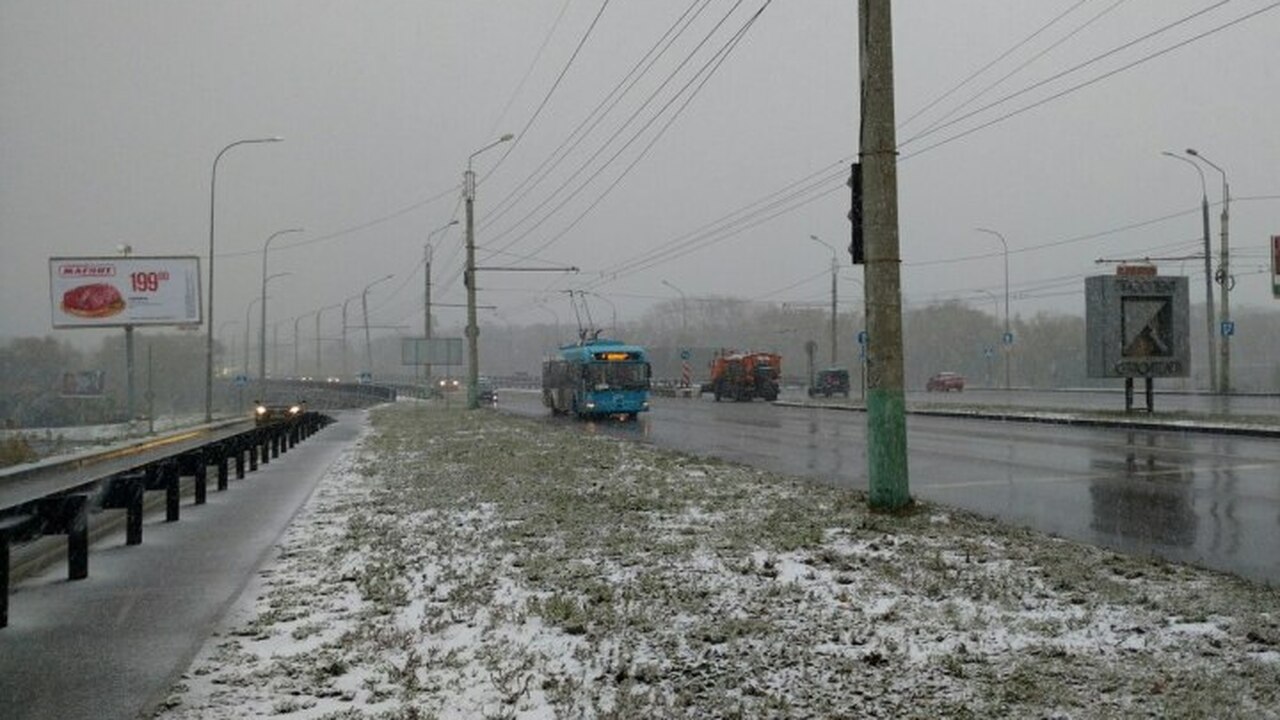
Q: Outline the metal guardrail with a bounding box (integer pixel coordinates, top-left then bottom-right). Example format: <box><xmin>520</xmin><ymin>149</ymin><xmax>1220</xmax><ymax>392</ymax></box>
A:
<box><xmin>0</xmin><ymin>411</ymin><xmax>333</xmax><ymax>628</ymax></box>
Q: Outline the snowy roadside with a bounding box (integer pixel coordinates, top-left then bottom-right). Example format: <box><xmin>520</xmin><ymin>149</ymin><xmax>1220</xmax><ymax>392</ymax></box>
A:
<box><xmin>155</xmin><ymin>403</ymin><xmax>1279</xmax><ymax>719</ymax></box>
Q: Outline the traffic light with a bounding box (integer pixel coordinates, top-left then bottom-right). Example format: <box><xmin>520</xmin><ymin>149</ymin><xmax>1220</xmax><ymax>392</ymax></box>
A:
<box><xmin>848</xmin><ymin>162</ymin><xmax>864</xmax><ymax>264</ymax></box>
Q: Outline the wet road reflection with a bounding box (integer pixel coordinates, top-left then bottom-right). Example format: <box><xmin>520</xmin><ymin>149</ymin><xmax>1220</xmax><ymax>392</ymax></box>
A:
<box><xmin>497</xmin><ymin>392</ymin><xmax>1280</xmax><ymax>584</ymax></box>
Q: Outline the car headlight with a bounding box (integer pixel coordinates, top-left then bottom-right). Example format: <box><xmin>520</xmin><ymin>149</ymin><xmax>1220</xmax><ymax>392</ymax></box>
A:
<box><xmin>289</xmin><ymin>405</ymin><xmax>301</xmax><ymax>415</ymax></box>
<box><xmin>256</xmin><ymin>406</ymin><xmax>267</xmax><ymax>415</ymax></box>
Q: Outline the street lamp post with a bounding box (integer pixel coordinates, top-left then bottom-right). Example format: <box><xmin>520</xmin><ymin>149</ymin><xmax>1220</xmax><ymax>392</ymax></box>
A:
<box><xmin>361</xmin><ymin>274</ymin><xmax>394</xmax><ymax>380</ymax></box>
<box><xmin>205</xmin><ymin>136</ymin><xmax>282</xmax><ymax>422</ymax></box>
<box><xmin>341</xmin><ymin>295</ymin><xmax>360</xmax><ymax>379</ymax></box>
<box><xmin>1186</xmin><ymin>148</ymin><xmax>1232</xmax><ymax>394</ymax></box>
<box><xmin>242</xmin><ymin>297</ymin><xmax>261</xmax><ymax>378</ymax></box>
<box><xmin>975</xmin><ymin>228</ymin><xmax>1011</xmax><ymax>390</ymax></box>
<box><xmin>661</xmin><ymin>280</ymin><xmax>688</xmax><ymax>332</ymax></box>
<box><xmin>1163</xmin><ymin>151</ymin><xmax>1217</xmax><ymax>392</ymax></box>
<box><xmin>260</xmin><ymin>228</ymin><xmax>303</xmax><ymax>384</ymax></box>
<box><xmin>293</xmin><ymin>311</ymin><xmax>314</xmax><ymax>378</ymax></box>
<box><xmin>810</xmin><ymin>234</ymin><xmax>839</xmax><ymax>366</ymax></box>
<box><xmin>465</xmin><ymin>134</ymin><xmax>515</xmax><ymax>410</ymax></box>
<box><xmin>251</xmin><ymin>271</ymin><xmax>290</xmax><ymax>381</ymax></box>
<box><xmin>425</xmin><ymin>220</ymin><xmax>459</xmax><ymax>382</ymax></box>
<box><xmin>315</xmin><ymin>303</ymin><xmax>341</xmax><ymax>377</ymax></box>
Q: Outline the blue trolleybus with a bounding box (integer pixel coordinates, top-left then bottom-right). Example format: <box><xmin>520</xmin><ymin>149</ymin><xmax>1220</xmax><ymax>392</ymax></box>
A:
<box><xmin>542</xmin><ymin>339</ymin><xmax>651</xmax><ymax>420</ymax></box>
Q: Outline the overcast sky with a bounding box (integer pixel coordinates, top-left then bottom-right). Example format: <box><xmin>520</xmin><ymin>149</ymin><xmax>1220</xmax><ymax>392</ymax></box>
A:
<box><xmin>3</xmin><ymin>0</ymin><xmax>1277</xmax><ymax>345</ymax></box>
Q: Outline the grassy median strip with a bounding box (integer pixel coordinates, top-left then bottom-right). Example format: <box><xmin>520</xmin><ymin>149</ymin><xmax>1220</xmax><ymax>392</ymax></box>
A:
<box><xmin>158</xmin><ymin>403</ymin><xmax>1280</xmax><ymax>719</ymax></box>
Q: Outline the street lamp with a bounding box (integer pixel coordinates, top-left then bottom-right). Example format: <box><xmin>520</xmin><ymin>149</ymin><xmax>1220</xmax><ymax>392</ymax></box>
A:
<box><xmin>465</xmin><ymin>133</ymin><xmax>515</xmax><ymax>410</ymax></box>
<box><xmin>974</xmin><ymin>228</ymin><xmax>1011</xmax><ymax>390</ymax></box>
<box><xmin>205</xmin><ymin>136</ymin><xmax>282</xmax><ymax>422</ymax></box>
<box><xmin>1185</xmin><ymin>148</ymin><xmax>1232</xmax><ymax>394</ymax></box>
<box><xmin>293</xmin><ymin>311</ymin><xmax>314</xmax><ymax>378</ymax></box>
<box><xmin>810</xmin><ymin>234</ymin><xmax>839</xmax><ymax>366</ymax></box>
<box><xmin>315</xmin><ymin>303</ymin><xmax>341</xmax><ymax>377</ymax></box>
<box><xmin>361</xmin><ymin>274</ymin><xmax>395</xmax><ymax>380</ymax></box>
<box><xmin>247</xmin><ymin>272</ymin><xmax>290</xmax><ymax>378</ymax></box>
<box><xmin>260</xmin><ymin>228</ymin><xmax>303</xmax><ymax>383</ymax></box>
<box><xmin>341</xmin><ymin>294</ymin><xmax>361</xmax><ymax>379</ymax></box>
<box><xmin>661</xmin><ymin>280</ymin><xmax>688</xmax><ymax>332</ymax></box>
<box><xmin>217</xmin><ymin>320</ymin><xmax>239</xmax><ymax>378</ymax></box>
<box><xmin>1163</xmin><ymin>151</ymin><xmax>1217</xmax><ymax>392</ymax></box>
<box><xmin>425</xmin><ymin>220</ymin><xmax>459</xmax><ymax>382</ymax></box>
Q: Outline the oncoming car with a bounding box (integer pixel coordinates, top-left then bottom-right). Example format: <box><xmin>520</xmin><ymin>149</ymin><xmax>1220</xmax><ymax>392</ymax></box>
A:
<box><xmin>254</xmin><ymin>401</ymin><xmax>305</xmax><ymax>425</ymax></box>
<box><xmin>925</xmin><ymin>372</ymin><xmax>965</xmax><ymax>392</ymax></box>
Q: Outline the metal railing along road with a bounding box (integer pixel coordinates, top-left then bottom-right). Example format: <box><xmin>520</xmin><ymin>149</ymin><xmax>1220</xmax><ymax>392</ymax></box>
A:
<box><xmin>0</xmin><ymin>411</ymin><xmax>332</xmax><ymax>628</ymax></box>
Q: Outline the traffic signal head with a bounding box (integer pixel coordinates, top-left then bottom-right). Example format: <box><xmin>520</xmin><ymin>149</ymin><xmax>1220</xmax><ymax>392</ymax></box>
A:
<box><xmin>848</xmin><ymin>162</ymin><xmax>864</xmax><ymax>265</ymax></box>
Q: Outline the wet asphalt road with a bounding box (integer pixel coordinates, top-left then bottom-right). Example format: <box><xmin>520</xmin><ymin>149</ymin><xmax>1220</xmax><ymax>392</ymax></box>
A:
<box><xmin>0</xmin><ymin>412</ymin><xmax>365</xmax><ymax>720</ymax></box>
<box><xmin>497</xmin><ymin>391</ymin><xmax>1280</xmax><ymax>585</ymax></box>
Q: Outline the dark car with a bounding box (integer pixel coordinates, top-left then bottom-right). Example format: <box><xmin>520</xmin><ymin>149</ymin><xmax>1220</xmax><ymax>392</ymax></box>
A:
<box><xmin>925</xmin><ymin>372</ymin><xmax>965</xmax><ymax>392</ymax></box>
<box><xmin>477</xmin><ymin>378</ymin><xmax>497</xmax><ymax>404</ymax></box>
<box><xmin>254</xmin><ymin>400</ymin><xmax>305</xmax><ymax>425</ymax></box>
<box><xmin>808</xmin><ymin>368</ymin><xmax>850</xmax><ymax>398</ymax></box>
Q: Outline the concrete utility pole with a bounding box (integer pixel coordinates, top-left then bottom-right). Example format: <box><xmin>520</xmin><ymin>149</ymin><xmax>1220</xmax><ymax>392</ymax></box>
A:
<box><xmin>1162</xmin><ymin>151</ymin><xmax>1216</xmax><ymax>392</ymax></box>
<box><xmin>1187</xmin><ymin>149</ymin><xmax>1232</xmax><ymax>394</ymax></box>
<box><xmin>465</xmin><ymin>134</ymin><xmax>514</xmax><ymax>410</ymax></box>
<box><xmin>859</xmin><ymin>0</ymin><xmax>910</xmax><ymax>510</ymax></box>
<box><xmin>975</xmin><ymin>228</ymin><xmax>1011</xmax><ymax>390</ymax></box>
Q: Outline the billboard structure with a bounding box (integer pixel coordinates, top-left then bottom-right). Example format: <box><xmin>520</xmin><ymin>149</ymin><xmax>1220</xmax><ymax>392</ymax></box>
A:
<box><xmin>401</xmin><ymin>337</ymin><xmax>463</xmax><ymax>366</ymax></box>
<box><xmin>1086</xmin><ymin>270</ymin><xmax>1190</xmax><ymax>411</ymax></box>
<box><xmin>49</xmin><ymin>256</ymin><xmax>202</xmax><ymax>328</ymax></box>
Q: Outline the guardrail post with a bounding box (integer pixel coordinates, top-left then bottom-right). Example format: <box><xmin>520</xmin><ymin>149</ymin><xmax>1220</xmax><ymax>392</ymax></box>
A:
<box><xmin>147</xmin><ymin>462</ymin><xmax>180</xmax><ymax>522</ymax></box>
<box><xmin>216</xmin><ymin>445</ymin><xmax>231</xmax><ymax>489</ymax></box>
<box><xmin>181</xmin><ymin>451</ymin><xmax>207</xmax><ymax>505</ymax></box>
<box><xmin>102</xmin><ymin>474</ymin><xmax>145</xmax><ymax>546</ymax></box>
<box><xmin>260</xmin><ymin>431</ymin><xmax>271</xmax><ymax>465</ymax></box>
<box><xmin>35</xmin><ymin>495</ymin><xmax>89</xmax><ymax>580</ymax></box>
<box><xmin>249</xmin><ymin>438</ymin><xmax>259</xmax><ymax>471</ymax></box>
<box><xmin>234</xmin><ymin>441</ymin><xmax>245</xmax><ymax>479</ymax></box>
<box><xmin>271</xmin><ymin>431</ymin><xmax>280</xmax><ymax>459</ymax></box>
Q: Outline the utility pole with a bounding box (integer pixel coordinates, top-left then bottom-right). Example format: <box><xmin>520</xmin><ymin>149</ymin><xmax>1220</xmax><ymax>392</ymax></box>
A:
<box><xmin>829</xmin><ymin>255</ymin><xmax>838</xmax><ymax>366</ymax></box>
<box><xmin>424</xmin><ymin>243</ymin><xmax>432</xmax><ymax>382</ymax></box>
<box><xmin>1186</xmin><ymin>148</ymin><xmax>1231</xmax><ymax>393</ymax></box>
<box><xmin>859</xmin><ymin>0</ymin><xmax>909</xmax><ymax>510</ymax></box>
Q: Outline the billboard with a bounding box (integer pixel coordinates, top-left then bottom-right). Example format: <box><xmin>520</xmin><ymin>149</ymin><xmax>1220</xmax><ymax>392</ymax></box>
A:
<box><xmin>60</xmin><ymin>370</ymin><xmax>106</xmax><ymax>397</ymax></box>
<box><xmin>49</xmin><ymin>256</ymin><xmax>202</xmax><ymax>328</ymax></box>
<box><xmin>401</xmin><ymin>337</ymin><xmax>464</xmax><ymax>366</ymax></box>
<box><xmin>1085</xmin><ymin>273</ymin><xmax>1190</xmax><ymax>379</ymax></box>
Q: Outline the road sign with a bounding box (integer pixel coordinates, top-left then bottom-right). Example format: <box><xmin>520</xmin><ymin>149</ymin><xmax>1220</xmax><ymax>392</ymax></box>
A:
<box><xmin>358</xmin><ymin>371</ymin><xmax>373</xmax><ymax>384</ymax></box>
<box><xmin>1002</xmin><ymin>331</ymin><xmax>1014</xmax><ymax>346</ymax></box>
<box><xmin>856</xmin><ymin>330</ymin><xmax>868</xmax><ymax>346</ymax></box>
<box><xmin>983</xmin><ymin>346</ymin><xmax>993</xmax><ymax>359</ymax></box>
<box><xmin>1220</xmin><ymin>320</ymin><xmax>1235</xmax><ymax>337</ymax></box>
<box><xmin>233</xmin><ymin>374</ymin><xmax>249</xmax><ymax>387</ymax></box>
<box><xmin>679</xmin><ymin>348</ymin><xmax>691</xmax><ymax>360</ymax></box>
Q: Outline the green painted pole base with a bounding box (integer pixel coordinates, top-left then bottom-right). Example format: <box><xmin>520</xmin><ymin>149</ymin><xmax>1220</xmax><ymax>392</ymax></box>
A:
<box><xmin>866</xmin><ymin>387</ymin><xmax>910</xmax><ymax>510</ymax></box>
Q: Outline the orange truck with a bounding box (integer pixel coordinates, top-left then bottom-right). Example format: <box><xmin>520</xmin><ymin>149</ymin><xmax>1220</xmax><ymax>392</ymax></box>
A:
<box><xmin>707</xmin><ymin>351</ymin><xmax>781</xmax><ymax>402</ymax></box>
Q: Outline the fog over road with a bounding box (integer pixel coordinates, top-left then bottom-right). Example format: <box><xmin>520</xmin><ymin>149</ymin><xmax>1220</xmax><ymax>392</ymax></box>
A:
<box><xmin>497</xmin><ymin>390</ymin><xmax>1280</xmax><ymax>585</ymax></box>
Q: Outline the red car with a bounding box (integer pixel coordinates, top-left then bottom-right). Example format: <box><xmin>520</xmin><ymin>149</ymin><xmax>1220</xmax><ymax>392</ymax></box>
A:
<box><xmin>926</xmin><ymin>372</ymin><xmax>965</xmax><ymax>392</ymax></box>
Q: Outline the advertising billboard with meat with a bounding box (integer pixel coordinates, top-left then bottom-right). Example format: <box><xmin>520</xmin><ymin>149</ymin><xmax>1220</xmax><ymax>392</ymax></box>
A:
<box><xmin>49</xmin><ymin>256</ymin><xmax>202</xmax><ymax>328</ymax></box>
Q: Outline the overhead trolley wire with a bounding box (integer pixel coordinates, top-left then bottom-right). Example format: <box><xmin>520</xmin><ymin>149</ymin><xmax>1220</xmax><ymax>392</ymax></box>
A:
<box><xmin>482</xmin><ymin>0</ymin><xmax>614</xmax><ymax>184</ymax></box>
<box><xmin>483</xmin><ymin>0</ymin><xmax>753</xmax><ymax>256</ymax></box>
<box><xmin>481</xmin><ymin>0</ymin><xmax>714</xmax><ymax>231</ymax></box>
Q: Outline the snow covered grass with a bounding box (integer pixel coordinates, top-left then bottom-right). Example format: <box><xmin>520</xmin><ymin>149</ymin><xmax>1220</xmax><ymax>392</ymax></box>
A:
<box><xmin>157</xmin><ymin>404</ymin><xmax>1280</xmax><ymax>719</ymax></box>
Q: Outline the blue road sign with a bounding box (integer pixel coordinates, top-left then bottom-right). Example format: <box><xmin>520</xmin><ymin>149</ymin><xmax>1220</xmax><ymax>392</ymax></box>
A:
<box><xmin>1220</xmin><ymin>320</ymin><xmax>1235</xmax><ymax>337</ymax></box>
<box><xmin>233</xmin><ymin>374</ymin><xmax>249</xmax><ymax>387</ymax></box>
<box><xmin>1002</xmin><ymin>331</ymin><xmax>1015</xmax><ymax>346</ymax></box>
<box><xmin>679</xmin><ymin>348</ymin><xmax>691</xmax><ymax>360</ymax></box>
<box><xmin>856</xmin><ymin>330</ymin><xmax>868</xmax><ymax>346</ymax></box>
